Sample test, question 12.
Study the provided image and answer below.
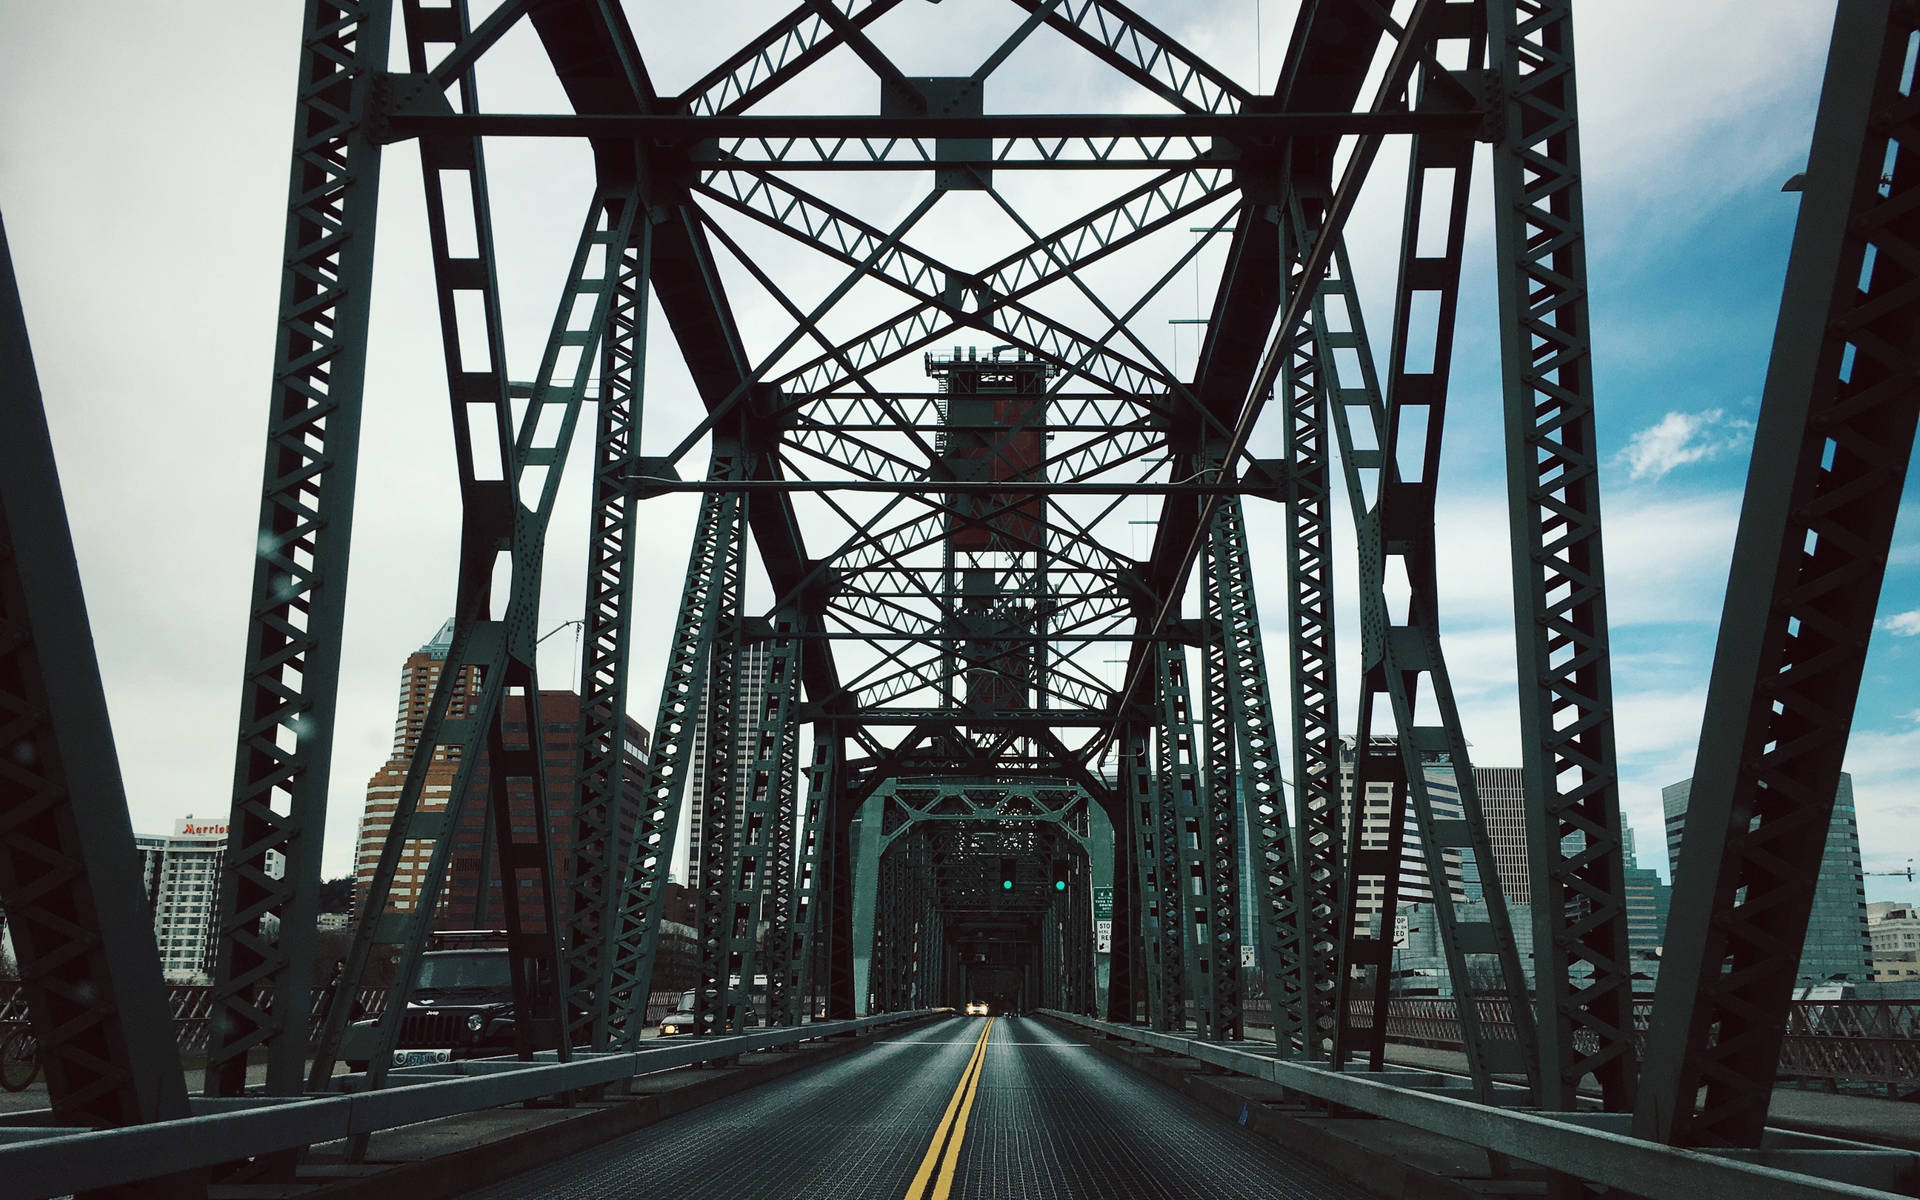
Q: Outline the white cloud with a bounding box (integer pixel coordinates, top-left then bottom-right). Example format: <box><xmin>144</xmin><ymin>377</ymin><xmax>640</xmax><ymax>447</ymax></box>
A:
<box><xmin>1881</xmin><ymin>609</ymin><xmax>1920</xmax><ymax>637</ymax></box>
<box><xmin>1617</xmin><ymin>408</ymin><xmax>1752</xmax><ymax>483</ymax></box>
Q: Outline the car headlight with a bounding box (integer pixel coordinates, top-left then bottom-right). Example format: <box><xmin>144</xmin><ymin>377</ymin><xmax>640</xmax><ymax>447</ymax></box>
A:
<box><xmin>661</xmin><ymin>1023</ymin><xmax>677</xmax><ymax>1034</ymax></box>
<box><xmin>466</xmin><ymin>1014</ymin><xmax>486</xmax><ymax>1033</ymax></box>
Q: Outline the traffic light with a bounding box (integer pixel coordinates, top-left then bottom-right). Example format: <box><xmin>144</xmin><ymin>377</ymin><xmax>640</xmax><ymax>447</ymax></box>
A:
<box><xmin>999</xmin><ymin>858</ymin><xmax>1016</xmax><ymax>890</ymax></box>
<box><xmin>1050</xmin><ymin>859</ymin><xmax>1069</xmax><ymax>892</ymax></box>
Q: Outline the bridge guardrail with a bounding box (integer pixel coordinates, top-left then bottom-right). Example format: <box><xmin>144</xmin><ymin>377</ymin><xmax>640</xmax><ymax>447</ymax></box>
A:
<box><xmin>0</xmin><ymin>1008</ymin><xmax>945</xmax><ymax>1198</ymax></box>
<box><xmin>0</xmin><ymin>982</ymin><xmax>697</xmax><ymax>1057</ymax></box>
<box><xmin>1040</xmin><ymin>1010</ymin><xmax>1915</xmax><ymax>1200</ymax></box>
<box><xmin>1240</xmin><ymin>996</ymin><xmax>1920</xmax><ymax>1087</ymax></box>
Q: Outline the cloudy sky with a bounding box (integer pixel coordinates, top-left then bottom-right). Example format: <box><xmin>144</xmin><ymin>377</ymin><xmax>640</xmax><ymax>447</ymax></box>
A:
<box><xmin>1</xmin><ymin>1</ymin><xmax>1914</xmax><ymax>903</ymax></box>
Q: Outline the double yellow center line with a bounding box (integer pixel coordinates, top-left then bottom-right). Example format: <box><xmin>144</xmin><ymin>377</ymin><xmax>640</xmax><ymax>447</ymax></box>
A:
<box><xmin>905</xmin><ymin>1017</ymin><xmax>992</xmax><ymax>1200</ymax></box>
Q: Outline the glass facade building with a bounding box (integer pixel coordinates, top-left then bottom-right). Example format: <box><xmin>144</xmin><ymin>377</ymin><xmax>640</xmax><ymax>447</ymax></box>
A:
<box><xmin>1664</xmin><ymin>772</ymin><xmax>1871</xmax><ymax>986</ymax></box>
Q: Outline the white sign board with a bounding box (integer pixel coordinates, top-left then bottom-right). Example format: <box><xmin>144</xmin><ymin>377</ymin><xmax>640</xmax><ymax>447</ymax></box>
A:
<box><xmin>1095</xmin><ymin>919</ymin><xmax>1112</xmax><ymax>954</ymax></box>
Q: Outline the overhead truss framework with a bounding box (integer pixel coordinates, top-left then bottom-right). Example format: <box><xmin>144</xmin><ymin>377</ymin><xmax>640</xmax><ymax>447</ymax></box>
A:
<box><xmin>289</xmin><ymin>0</ymin><xmax>1629</xmax><ymax>1078</ymax></box>
<box><xmin>7</xmin><ymin>3</ymin><xmax>1907</xmax><ymax>1193</ymax></box>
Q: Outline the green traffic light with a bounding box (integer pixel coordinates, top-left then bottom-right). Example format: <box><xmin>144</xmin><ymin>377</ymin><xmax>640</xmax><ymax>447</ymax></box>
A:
<box><xmin>1002</xmin><ymin>879</ymin><xmax>1013</xmax><ymax>889</ymax></box>
<box><xmin>1054</xmin><ymin>880</ymin><xmax>1067</xmax><ymax>891</ymax></box>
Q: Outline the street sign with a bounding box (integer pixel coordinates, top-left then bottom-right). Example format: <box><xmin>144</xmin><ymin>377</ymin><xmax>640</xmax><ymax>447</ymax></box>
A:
<box><xmin>1095</xmin><ymin>919</ymin><xmax>1112</xmax><ymax>954</ymax></box>
<box><xmin>1093</xmin><ymin>886</ymin><xmax>1113</xmax><ymax>921</ymax></box>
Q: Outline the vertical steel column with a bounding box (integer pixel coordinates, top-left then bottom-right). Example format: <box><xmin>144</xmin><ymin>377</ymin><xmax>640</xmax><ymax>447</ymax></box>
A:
<box><xmin>824</xmin><ymin>785</ymin><xmax>858</xmax><ymax>1020</ymax></box>
<box><xmin>1206</xmin><ymin>494</ymin><xmax>1302</xmax><ymax>1049</ymax></box>
<box><xmin>1154</xmin><ymin>640</ymin><xmax>1213</xmax><ymax>1035</ymax></box>
<box><xmin>772</xmin><ymin>731</ymin><xmax>831</xmax><ymax>1024</ymax></box>
<box><xmin>1196</xmin><ymin>573</ymin><xmax>1245</xmax><ymax>1040</ymax></box>
<box><xmin>760</xmin><ymin>708</ymin><xmax>805</xmax><ymax>1024</ymax></box>
<box><xmin>692</xmin><ymin>489</ymin><xmax>748</xmax><ymax>1037</ymax></box>
<box><xmin>0</xmin><ymin>215</ymin><xmax>192</xmax><ymax>1140</ymax></box>
<box><xmin>1330</xmin><ymin>737</ymin><xmax>1407</xmax><ymax>1071</ymax></box>
<box><xmin>1105</xmin><ymin>796</ymin><xmax>1139</xmax><ymax>1022</ymax></box>
<box><xmin>1276</xmin><ymin>295</ymin><xmax>1343</xmax><ymax>1060</ymax></box>
<box><xmin>1488</xmin><ymin>0</ymin><xmax>1637</xmax><ymax>1113</ymax></box>
<box><xmin>1309</xmin><ymin>213</ymin><xmax>1540</xmax><ymax>1093</ymax></box>
<box><xmin>311</xmin><ymin>156</ymin><xmax>642</xmax><ymax>1088</ymax></box>
<box><xmin>604</xmin><ymin>457</ymin><xmax>743</xmax><ymax>1044</ymax></box>
<box><xmin>565</xmin><ymin>220</ymin><xmax>653</xmax><ymax>1052</ymax></box>
<box><xmin>203</xmin><ymin>0</ymin><xmax>391</xmax><ymax>1103</ymax></box>
<box><xmin>1637</xmin><ymin>1</ymin><xmax>1920</xmax><ymax>1149</ymax></box>
<box><xmin>709</xmin><ymin>613</ymin><xmax>802</xmax><ymax>1031</ymax></box>
<box><xmin>1122</xmin><ymin>726</ymin><xmax>1169</xmax><ymax>1026</ymax></box>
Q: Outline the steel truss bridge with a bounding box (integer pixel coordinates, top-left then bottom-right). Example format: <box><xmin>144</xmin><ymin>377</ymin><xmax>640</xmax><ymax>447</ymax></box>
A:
<box><xmin>0</xmin><ymin>0</ymin><xmax>1914</xmax><ymax>1196</ymax></box>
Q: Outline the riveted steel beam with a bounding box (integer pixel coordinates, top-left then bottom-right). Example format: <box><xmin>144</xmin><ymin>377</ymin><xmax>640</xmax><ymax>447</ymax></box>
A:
<box><xmin>203</xmin><ymin>0</ymin><xmax>392</xmax><ymax>1108</ymax></box>
<box><xmin>1637</xmin><ymin>0</ymin><xmax>1920</xmax><ymax>1149</ymax></box>
<box><xmin>1488</xmin><ymin>0</ymin><xmax>1638</xmax><ymax>1117</ymax></box>
<box><xmin>564</xmin><ymin>220</ymin><xmax>653</xmax><ymax>1053</ymax></box>
<box><xmin>0</xmin><ymin>214</ymin><xmax>194</xmax><ymax>1153</ymax></box>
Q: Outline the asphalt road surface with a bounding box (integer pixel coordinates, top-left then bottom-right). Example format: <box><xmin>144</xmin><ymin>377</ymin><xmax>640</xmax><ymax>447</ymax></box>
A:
<box><xmin>457</xmin><ymin>1014</ymin><xmax>1374</xmax><ymax>1199</ymax></box>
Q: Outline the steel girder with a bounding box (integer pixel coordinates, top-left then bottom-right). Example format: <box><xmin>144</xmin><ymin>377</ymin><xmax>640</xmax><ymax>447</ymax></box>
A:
<box><xmin>699</xmin><ymin>612</ymin><xmax>803</xmax><ymax>1035</ymax></box>
<box><xmin>1299</xmin><ymin>16</ymin><xmax>1542</xmax><ymax>1090</ymax></box>
<box><xmin>1105</xmin><ymin>787</ymin><xmax>1141</xmax><ymax>1023</ymax></box>
<box><xmin>1273</xmin><ymin>288</ymin><xmax>1342</xmax><ymax>1061</ymax></box>
<box><xmin>756</xmin><ymin>696</ymin><xmax>805</xmax><ymax>1024</ymax></box>
<box><xmin>1122</xmin><ymin>726</ymin><xmax>1175</xmax><ymax>1028</ymax></box>
<box><xmin>1637</xmin><ymin>0</ymin><xmax>1920</xmax><ymax>1149</ymax></box>
<box><xmin>203</xmin><ymin>0</ymin><xmax>391</xmax><ymax>1105</ymax></box>
<box><xmin>603</xmin><ymin>457</ymin><xmax>745</xmax><ymax>1045</ymax></box>
<box><xmin>525</xmin><ymin>0</ymin><xmax>841</xmax><ymax>713</ymax></box>
<box><xmin>312</xmin><ymin>44</ymin><xmax>644</xmax><ymax>1084</ymax></box>
<box><xmin>872</xmin><ymin>779</ymin><xmax>1094</xmax><ymax>855</ymax></box>
<box><xmin>1153</xmin><ymin>639</ymin><xmax>1237</xmax><ymax>1038</ymax></box>
<box><xmin>871</xmin><ymin>833</ymin><xmax>938</xmax><ymax>1011</ymax></box>
<box><xmin>689</xmin><ymin>496</ymin><xmax>748</xmax><ymax>1039</ymax></box>
<box><xmin>1310</xmin><ymin>216</ymin><xmax>1539</xmax><ymax>1093</ymax></box>
<box><xmin>769</xmin><ymin>732</ymin><xmax>834</xmax><ymax>1024</ymax></box>
<box><xmin>1487</xmin><ymin>0</ymin><xmax>1637</xmax><ymax>1115</ymax></box>
<box><xmin>1197</xmin><ymin>563</ymin><xmax>1245</xmax><ymax>1040</ymax></box>
<box><xmin>1205</xmin><ymin>495</ymin><xmax>1307</xmax><ymax>1050</ymax></box>
<box><xmin>0</xmin><ymin>215</ymin><xmax>192</xmax><ymax>1144</ymax></box>
<box><xmin>563</xmin><ymin>222</ymin><xmax>653</xmax><ymax>1052</ymax></box>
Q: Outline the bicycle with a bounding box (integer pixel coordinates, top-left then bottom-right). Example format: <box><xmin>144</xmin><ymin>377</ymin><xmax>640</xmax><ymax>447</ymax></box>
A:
<box><xmin>0</xmin><ymin>1025</ymin><xmax>40</xmax><ymax>1092</ymax></box>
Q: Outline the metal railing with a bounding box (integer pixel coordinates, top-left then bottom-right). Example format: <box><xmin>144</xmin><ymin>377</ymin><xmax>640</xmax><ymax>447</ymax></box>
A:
<box><xmin>1042</xmin><ymin>1010</ymin><xmax>1915</xmax><ymax>1200</ymax></box>
<box><xmin>0</xmin><ymin>1008</ymin><xmax>945</xmax><ymax>1197</ymax></box>
<box><xmin>0</xmin><ymin>981</ymin><xmax>699</xmax><ymax>1057</ymax></box>
<box><xmin>1241</xmin><ymin>996</ymin><xmax>1920</xmax><ymax>1088</ymax></box>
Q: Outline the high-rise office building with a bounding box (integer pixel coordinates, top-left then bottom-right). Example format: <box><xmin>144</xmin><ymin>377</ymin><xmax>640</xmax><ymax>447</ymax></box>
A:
<box><xmin>1339</xmin><ymin>738</ymin><xmax>1469</xmax><ymax>936</ymax></box>
<box><xmin>356</xmin><ymin>621</ymin><xmax>649</xmax><ymax>924</ymax></box>
<box><xmin>1471</xmin><ymin>766</ymin><xmax>1530</xmax><ymax>904</ymax></box>
<box><xmin>137</xmin><ymin>816</ymin><xmax>282</xmax><ymax>984</ymax></box>
<box><xmin>684</xmin><ymin>641</ymin><xmax>774</xmax><ymax>887</ymax></box>
<box><xmin>1621</xmin><ymin>821</ymin><xmax>1670</xmax><ymax>991</ymax></box>
<box><xmin>1664</xmin><ymin>772</ymin><xmax>1871</xmax><ymax>986</ymax></box>
<box><xmin>439</xmin><ymin>689</ymin><xmax>649</xmax><ymax>931</ymax></box>
<box><xmin>355</xmin><ymin>620</ymin><xmax>478</xmax><ymax>913</ymax></box>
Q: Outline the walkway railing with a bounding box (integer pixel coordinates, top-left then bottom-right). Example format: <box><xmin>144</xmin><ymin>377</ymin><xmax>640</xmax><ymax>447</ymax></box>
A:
<box><xmin>1243</xmin><ymin>996</ymin><xmax>1920</xmax><ymax>1087</ymax></box>
<box><xmin>1044</xmin><ymin>1010</ymin><xmax>1915</xmax><ymax>1200</ymax></box>
<box><xmin>0</xmin><ymin>1009</ymin><xmax>944</xmax><ymax>1197</ymax></box>
<box><xmin>0</xmin><ymin>982</ymin><xmax>694</xmax><ymax>1056</ymax></box>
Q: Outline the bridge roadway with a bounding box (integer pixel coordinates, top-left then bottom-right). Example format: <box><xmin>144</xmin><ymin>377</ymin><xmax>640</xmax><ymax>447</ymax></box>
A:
<box><xmin>456</xmin><ymin>1015</ymin><xmax>1371</xmax><ymax>1199</ymax></box>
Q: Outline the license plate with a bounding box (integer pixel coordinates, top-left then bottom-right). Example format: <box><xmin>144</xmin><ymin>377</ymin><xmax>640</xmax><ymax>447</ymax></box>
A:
<box><xmin>392</xmin><ymin>1048</ymin><xmax>452</xmax><ymax>1069</ymax></box>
